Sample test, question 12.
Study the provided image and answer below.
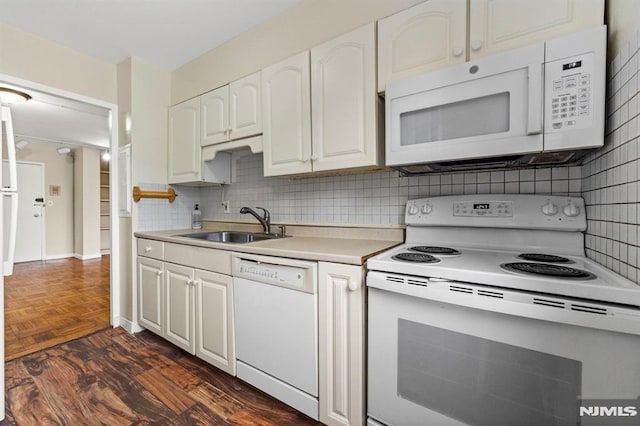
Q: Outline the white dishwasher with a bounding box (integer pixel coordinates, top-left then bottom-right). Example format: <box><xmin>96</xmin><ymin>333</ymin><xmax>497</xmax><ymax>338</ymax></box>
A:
<box><xmin>232</xmin><ymin>253</ymin><xmax>319</xmax><ymax>420</ymax></box>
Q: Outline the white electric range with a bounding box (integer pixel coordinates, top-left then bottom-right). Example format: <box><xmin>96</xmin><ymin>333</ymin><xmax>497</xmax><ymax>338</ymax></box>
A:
<box><xmin>366</xmin><ymin>194</ymin><xmax>640</xmax><ymax>426</ymax></box>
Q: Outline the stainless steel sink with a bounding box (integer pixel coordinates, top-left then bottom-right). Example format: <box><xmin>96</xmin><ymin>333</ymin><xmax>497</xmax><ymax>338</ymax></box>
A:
<box><xmin>176</xmin><ymin>231</ymin><xmax>285</xmax><ymax>244</ymax></box>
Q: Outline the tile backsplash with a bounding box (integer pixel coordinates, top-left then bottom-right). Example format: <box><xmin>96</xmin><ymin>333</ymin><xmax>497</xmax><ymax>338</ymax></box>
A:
<box><xmin>583</xmin><ymin>29</ymin><xmax>640</xmax><ymax>282</ymax></box>
<box><xmin>136</xmin><ymin>183</ymin><xmax>200</xmax><ymax>232</ymax></box>
<box><xmin>198</xmin><ymin>154</ymin><xmax>581</xmax><ymax>226</ymax></box>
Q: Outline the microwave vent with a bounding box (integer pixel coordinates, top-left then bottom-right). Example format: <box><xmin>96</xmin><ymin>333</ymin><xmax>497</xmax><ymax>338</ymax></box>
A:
<box><xmin>527</xmin><ymin>151</ymin><xmax>576</xmax><ymax>165</ymax></box>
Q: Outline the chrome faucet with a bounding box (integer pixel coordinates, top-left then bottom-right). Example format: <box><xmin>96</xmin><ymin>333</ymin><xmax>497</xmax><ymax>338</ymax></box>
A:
<box><xmin>240</xmin><ymin>206</ymin><xmax>271</xmax><ymax>234</ymax></box>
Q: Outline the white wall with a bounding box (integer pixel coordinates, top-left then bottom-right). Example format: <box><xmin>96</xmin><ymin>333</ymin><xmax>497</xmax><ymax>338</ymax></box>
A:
<box><xmin>0</xmin><ymin>23</ymin><xmax>117</xmax><ymax>103</ymax></box>
<box><xmin>13</xmin><ymin>142</ymin><xmax>74</xmax><ymax>259</ymax></box>
<box><xmin>74</xmin><ymin>147</ymin><xmax>101</xmax><ymax>259</ymax></box>
<box><xmin>171</xmin><ymin>0</ymin><xmax>422</xmax><ymax>103</ymax></box>
<box><xmin>117</xmin><ymin>56</ymin><xmax>171</xmax><ymax>324</ymax></box>
<box><xmin>606</xmin><ymin>0</ymin><xmax>640</xmax><ymax>62</ymax></box>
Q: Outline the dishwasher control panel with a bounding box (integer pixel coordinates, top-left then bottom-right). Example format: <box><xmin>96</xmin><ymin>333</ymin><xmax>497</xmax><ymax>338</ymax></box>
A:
<box><xmin>232</xmin><ymin>254</ymin><xmax>318</xmax><ymax>294</ymax></box>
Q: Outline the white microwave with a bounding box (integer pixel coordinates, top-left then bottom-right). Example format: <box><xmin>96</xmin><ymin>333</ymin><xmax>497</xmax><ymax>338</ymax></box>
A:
<box><xmin>385</xmin><ymin>26</ymin><xmax>606</xmax><ymax>174</ymax></box>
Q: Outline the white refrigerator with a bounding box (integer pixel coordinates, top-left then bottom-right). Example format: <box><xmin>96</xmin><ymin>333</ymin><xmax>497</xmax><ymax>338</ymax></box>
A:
<box><xmin>0</xmin><ymin>103</ymin><xmax>20</xmax><ymax>420</ymax></box>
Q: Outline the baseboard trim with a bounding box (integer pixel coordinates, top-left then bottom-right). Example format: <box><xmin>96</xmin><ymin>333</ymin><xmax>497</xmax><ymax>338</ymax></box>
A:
<box><xmin>101</xmin><ymin>249</ymin><xmax>111</xmax><ymax>255</ymax></box>
<box><xmin>73</xmin><ymin>253</ymin><xmax>102</xmax><ymax>261</ymax></box>
<box><xmin>45</xmin><ymin>253</ymin><xmax>75</xmax><ymax>260</ymax></box>
<box><xmin>118</xmin><ymin>317</ymin><xmax>144</xmax><ymax>334</ymax></box>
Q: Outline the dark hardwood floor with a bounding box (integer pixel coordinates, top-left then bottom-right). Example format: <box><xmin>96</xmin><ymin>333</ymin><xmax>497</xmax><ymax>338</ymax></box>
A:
<box><xmin>4</xmin><ymin>256</ymin><xmax>111</xmax><ymax>360</ymax></box>
<box><xmin>3</xmin><ymin>327</ymin><xmax>320</xmax><ymax>425</ymax></box>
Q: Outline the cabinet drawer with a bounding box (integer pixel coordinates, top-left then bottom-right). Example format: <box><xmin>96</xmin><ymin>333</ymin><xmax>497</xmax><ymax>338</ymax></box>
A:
<box><xmin>137</xmin><ymin>239</ymin><xmax>164</xmax><ymax>260</ymax></box>
<box><xmin>164</xmin><ymin>243</ymin><xmax>232</xmax><ymax>275</ymax></box>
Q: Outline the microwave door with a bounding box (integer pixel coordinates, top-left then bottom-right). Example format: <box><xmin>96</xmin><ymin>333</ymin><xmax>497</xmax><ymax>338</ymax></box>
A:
<box><xmin>386</xmin><ymin>46</ymin><xmax>544</xmax><ymax>167</ymax></box>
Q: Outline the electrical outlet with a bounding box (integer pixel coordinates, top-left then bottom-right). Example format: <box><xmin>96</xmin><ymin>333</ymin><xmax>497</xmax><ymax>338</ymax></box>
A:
<box><xmin>222</xmin><ymin>200</ymin><xmax>230</xmax><ymax>213</ymax></box>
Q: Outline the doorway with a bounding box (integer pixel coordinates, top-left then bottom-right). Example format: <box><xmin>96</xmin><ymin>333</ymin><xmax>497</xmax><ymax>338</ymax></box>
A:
<box><xmin>0</xmin><ymin>76</ymin><xmax>120</xmax><ymax>342</ymax></box>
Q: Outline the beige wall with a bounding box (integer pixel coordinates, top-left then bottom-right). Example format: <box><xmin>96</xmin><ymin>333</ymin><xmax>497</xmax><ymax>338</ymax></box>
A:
<box><xmin>171</xmin><ymin>0</ymin><xmax>422</xmax><ymax>104</ymax></box>
<box><xmin>74</xmin><ymin>147</ymin><xmax>101</xmax><ymax>258</ymax></box>
<box><xmin>117</xmin><ymin>57</ymin><xmax>170</xmax><ymax>323</ymax></box>
<box><xmin>606</xmin><ymin>0</ymin><xmax>640</xmax><ymax>62</ymax></box>
<box><xmin>0</xmin><ymin>23</ymin><xmax>117</xmax><ymax>103</ymax></box>
<box><xmin>131</xmin><ymin>57</ymin><xmax>170</xmax><ymax>184</ymax></box>
<box><xmin>7</xmin><ymin>143</ymin><xmax>74</xmax><ymax>258</ymax></box>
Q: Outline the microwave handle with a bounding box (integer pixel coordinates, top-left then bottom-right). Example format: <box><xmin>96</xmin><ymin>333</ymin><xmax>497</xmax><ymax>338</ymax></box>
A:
<box><xmin>527</xmin><ymin>63</ymin><xmax>543</xmax><ymax>135</ymax></box>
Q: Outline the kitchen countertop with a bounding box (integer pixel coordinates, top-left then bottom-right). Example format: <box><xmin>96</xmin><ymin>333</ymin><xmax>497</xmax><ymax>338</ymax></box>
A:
<box><xmin>135</xmin><ymin>224</ymin><xmax>403</xmax><ymax>265</ymax></box>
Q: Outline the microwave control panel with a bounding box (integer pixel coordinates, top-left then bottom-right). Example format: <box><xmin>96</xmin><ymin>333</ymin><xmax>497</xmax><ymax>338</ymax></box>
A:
<box><xmin>546</xmin><ymin>52</ymin><xmax>595</xmax><ymax>132</ymax></box>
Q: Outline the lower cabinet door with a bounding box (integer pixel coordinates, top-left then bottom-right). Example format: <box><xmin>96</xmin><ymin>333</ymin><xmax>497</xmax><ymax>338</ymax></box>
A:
<box><xmin>195</xmin><ymin>269</ymin><xmax>235</xmax><ymax>375</ymax></box>
<box><xmin>164</xmin><ymin>263</ymin><xmax>196</xmax><ymax>353</ymax></box>
<box><xmin>318</xmin><ymin>262</ymin><xmax>365</xmax><ymax>426</ymax></box>
<box><xmin>137</xmin><ymin>257</ymin><xmax>164</xmax><ymax>336</ymax></box>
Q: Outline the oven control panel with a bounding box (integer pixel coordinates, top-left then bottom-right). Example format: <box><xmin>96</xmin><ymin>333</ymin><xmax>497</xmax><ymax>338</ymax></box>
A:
<box><xmin>405</xmin><ymin>195</ymin><xmax>586</xmax><ymax>231</ymax></box>
<box><xmin>453</xmin><ymin>201</ymin><xmax>513</xmax><ymax>217</ymax></box>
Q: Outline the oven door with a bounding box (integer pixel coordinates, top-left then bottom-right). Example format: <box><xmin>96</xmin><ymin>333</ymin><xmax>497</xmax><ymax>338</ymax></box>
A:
<box><xmin>367</xmin><ymin>273</ymin><xmax>640</xmax><ymax>426</ymax></box>
<box><xmin>385</xmin><ymin>43</ymin><xmax>544</xmax><ymax>167</ymax></box>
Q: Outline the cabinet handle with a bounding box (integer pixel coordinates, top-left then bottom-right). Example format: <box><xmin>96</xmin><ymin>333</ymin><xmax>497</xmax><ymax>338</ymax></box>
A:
<box><xmin>348</xmin><ymin>279</ymin><xmax>359</xmax><ymax>292</ymax></box>
<box><xmin>145</xmin><ymin>246</ymin><xmax>152</xmax><ymax>253</ymax></box>
<box><xmin>157</xmin><ymin>270</ymin><xmax>163</xmax><ymax>276</ymax></box>
<box><xmin>187</xmin><ymin>279</ymin><xmax>195</xmax><ymax>286</ymax></box>
<box><xmin>310</xmin><ymin>156</ymin><xmax>318</xmax><ymax>162</ymax></box>
<box><xmin>470</xmin><ymin>40</ymin><xmax>483</xmax><ymax>51</ymax></box>
<box><xmin>300</xmin><ymin>157</ymin><xmax>310</xmax><ymax>163</ymax></box>
<box><xmin>452</xmin><ymin>47</ymin><xmax>464</xmax><ymax>57</ymax></box>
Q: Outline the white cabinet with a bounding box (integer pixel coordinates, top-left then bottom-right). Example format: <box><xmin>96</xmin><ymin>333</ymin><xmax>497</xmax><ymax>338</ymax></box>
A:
<box><xmin>318</xmin><ymin>262</ymin><xmax>365</xmax><ymax>426</ymax></box>
<box><xmin>164</xmin><ymin>262</ymin><xmax>196</xmax><ymax>353</ymax></box>
<box><xmin>262</xmin><ymin>23</ymin><xmax>381</xmax><ymax>177</ymax></box>
<box><xmin>136</xmin><ymin>240</ymin><xmax>235</xmax><ymax>375</ymax></box>
<box><xmin>377</xmin><ymin>0</ymin><xmax>467</xmax><ymax>92</ymax></box>
<box><xmin>168</xmin><ymin>98</ymin><xmax>231</xmax><ymax>186</ymax></box>
<box><xmin>201</xmin><ymin>86</ymin><xmax>229</xmax><ymax>145</ymax></box>
<box><xmin>195</xmin><ymin>269</ymin><xmax>235</xmax><ymax>375</ymax></box>
<box><xmin>311</xmin><ymin>23</ymin><xmax>380</xmax><ymax>172</ymax></box>
<box><xmin>168</xmin><ymin>97</ymin><xmax>201</xmax><ymax>183</ymax></box>
<box><xmin>262</xmin><ymin>51</ymin><xmax>312</xmax><ymax>176</ymax></box>
<box><xmin>201</xmin><ymin>71</ymin><xmax>262</xmax><ymax>146</ymax></box>
<box><xmin>469</xmin><ymin>0</ymin><xmax>604</xmax><ymax>59</ymax></box>
<box><xmin>377</xmin><ymin>0</ymin><xmax>604</xmax><ymax>91</ymax></box>
<box><xmin>137</xmin><ymin>256</ymin><xmax>164</xmax><ymax>336</ymax></box>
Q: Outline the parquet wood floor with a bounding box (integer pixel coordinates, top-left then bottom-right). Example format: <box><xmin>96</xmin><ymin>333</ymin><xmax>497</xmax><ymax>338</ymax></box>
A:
<box><xmin>4</xmin><ymin>327</ymin><xmax>321</xmax><ymax>425</ymax></box>
<box><xmin>4</xmin><ymin>256</ymin><xmax>111</xmax><ymax>361</ymax></box>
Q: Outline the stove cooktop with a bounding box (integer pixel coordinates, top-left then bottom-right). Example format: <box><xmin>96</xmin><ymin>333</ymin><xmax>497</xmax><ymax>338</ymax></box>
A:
<box><xmin>367</xmin><ymin>243</ymin><xmax>640</xmax><ymax>306</ymax></box>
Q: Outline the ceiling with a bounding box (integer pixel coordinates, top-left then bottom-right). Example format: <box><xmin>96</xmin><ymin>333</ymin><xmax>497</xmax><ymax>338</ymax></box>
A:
<box><xmin>0</xmin><ymin>0</ymin><xmax>300</xmax><ymax>70</ymax></box>
<box><xmin>5</xmin><ymin>86</ymin><xmax>111</xmax><ymax>149</ymax></box>
<box><xmin>0</xmin><ymin>0</ymin><xmax>300</xmax><ymax>150</ymax></box>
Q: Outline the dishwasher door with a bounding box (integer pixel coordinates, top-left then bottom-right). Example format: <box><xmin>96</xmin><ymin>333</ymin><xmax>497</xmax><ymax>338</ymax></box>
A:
<box><xmin>234</xmin><ymin>276</ymin><xmax>318</xmax><ymax>396</ymax></box>
<box><xmin>232</xmin><ymin>254</ymin><xmax>319</xmax><ymax>419</ymax></box>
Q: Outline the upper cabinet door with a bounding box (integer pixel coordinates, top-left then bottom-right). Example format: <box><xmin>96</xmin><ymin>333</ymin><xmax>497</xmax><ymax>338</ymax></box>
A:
<box><xmin>262</xmin><ymin>51</ymin><xmax>312</xmax><ymax>176</ymax></box>
<box><xmin>469</xmin><ymin>0</ymin><xmax>604</xmax><ymax>59</ymax></box>
<box><xmin>230</xmin><ymin>71</ymin><xmax>262</xmax><ymax>140</ymax></box>
<box><xmin>168</xmin><ymin>98</ymin><xmax>201</xmax><ymax>183</ymax></box>
<box><xmin>311</xmin><ymin>23</ymin><xmax>379</xmax><ymax>172</ymax></box>
<box><xmin>201</xmin><ymin>86</ymin><xmax>229</xmax><ymax>146</ymax></box>
<box><xmin>377</xmin><ymin>0</ymin><xmax>467</xmax><ymax>92</ymax></box>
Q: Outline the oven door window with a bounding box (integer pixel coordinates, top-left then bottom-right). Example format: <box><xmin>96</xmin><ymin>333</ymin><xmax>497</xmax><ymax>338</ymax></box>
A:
<box><xmin>397</xmin><ymin>319</ymin><xmax>581</xmax><ymax>425</ymax></box>
<box><xmin>399</xmin><ymin>92</ymin><xmax>510</xmax><ymax>145</ymax></box>
<box><xmin>367</xmin><ymin>288</ymin><xmax>640</xmax><ymax>426</ymax></box>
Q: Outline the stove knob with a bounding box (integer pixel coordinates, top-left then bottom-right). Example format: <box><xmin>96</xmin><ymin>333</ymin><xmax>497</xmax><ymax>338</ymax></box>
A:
<box><xmin>563</xmin><ymin>201</ymin><xmax>580</xmax><ymax>217</ymax></box>
<box><xmin>408</xmin><ymin>205</ymin><xmax>419</xmax><ymax>215</ymax></box>
<box><xmin>541</xmin><ymin>201</ymin><xmax>558</xmax><ymax>216</ymax></box>
<box><xmin>420</xmin><ymin>204</ymin><xmax>432</xmax><ymax>215</ymax></box>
